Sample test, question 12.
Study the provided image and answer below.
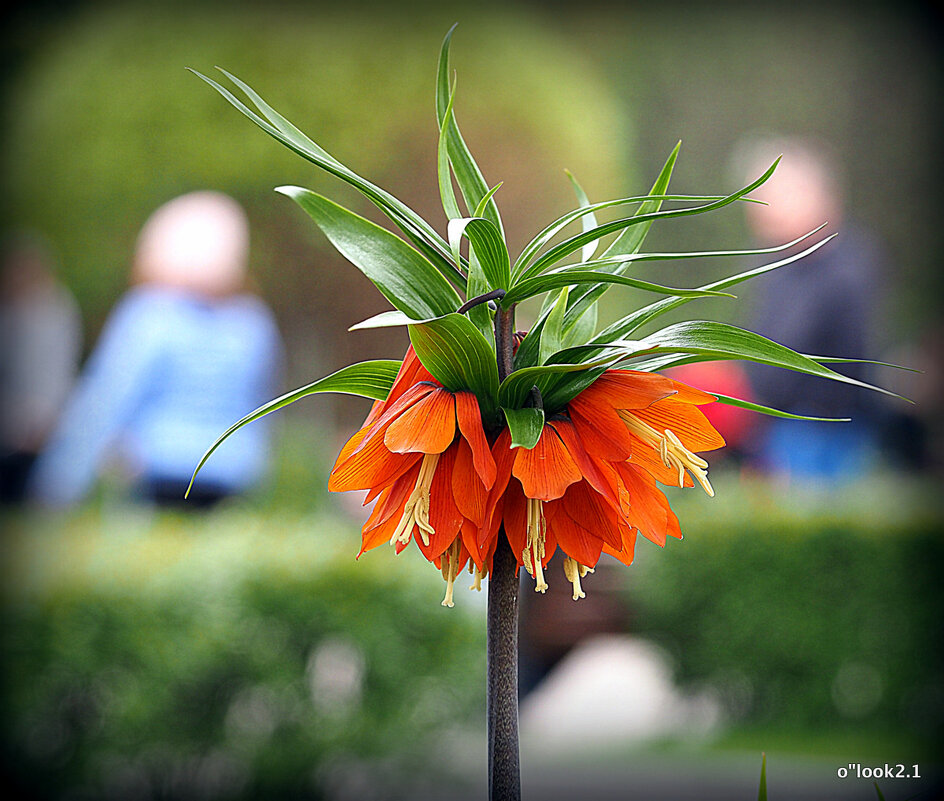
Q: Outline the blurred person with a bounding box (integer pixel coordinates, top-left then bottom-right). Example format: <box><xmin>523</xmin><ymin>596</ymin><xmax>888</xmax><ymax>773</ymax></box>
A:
<box><xmin>734</xmin><ymin>135</ymin><xmax>886</xmax><ymax>482</ymax></box>
<box><xmin>28</xmin><ymin>191</ymin><xmax>283</xmax><ymax>509</ymax></box>
<box><xmin>0</xmin><ymin>233</ymin><xmax>82</xmax><ymax>504</ymax></box>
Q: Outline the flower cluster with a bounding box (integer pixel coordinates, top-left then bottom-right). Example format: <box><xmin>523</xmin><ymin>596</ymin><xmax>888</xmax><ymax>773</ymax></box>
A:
<box><xmin>329</xmin><ymin>345</ymin><xmax>723</xmax><ymax>606</ymax></box>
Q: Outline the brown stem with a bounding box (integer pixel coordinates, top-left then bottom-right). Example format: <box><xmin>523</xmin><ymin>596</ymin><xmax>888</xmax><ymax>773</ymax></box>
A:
<box><xmin>488</xmin><ymin>301</ymin><xmax>520</xmax><ymax>801</ymax></box>
<box><xmin>487</xmin><ymin>532</ymin><xmax>521</xmax><ymax>801</ymax></box>
<box><xmin>494</xmin><ymin>304</ymin><xmax>516</xmax><ymax>382</ymax></box>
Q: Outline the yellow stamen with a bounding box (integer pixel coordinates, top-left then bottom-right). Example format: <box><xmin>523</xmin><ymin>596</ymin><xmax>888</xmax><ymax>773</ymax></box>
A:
<box><xmin>440</xmin><ymin>538</ymin><xmax>462</xmax><ymax>608</ymax></box>
<box><xmin>617</xmin><ymin>411</ymin><xmax>714</xmax><ymax>497</ymax></box>
<box><xmin>523</xmin><ymin>498</ymin><xmax>548</xmax><ymax>593</ymax></box>
<box><xmin>390</xmin><ymin>453</ymin><xmax>441</xmax><ymax>548</ymax></box>
<box><xmin>562</xmin><ymin>556</ymin><xmax>588</xmax><ymax>601</ymax></box>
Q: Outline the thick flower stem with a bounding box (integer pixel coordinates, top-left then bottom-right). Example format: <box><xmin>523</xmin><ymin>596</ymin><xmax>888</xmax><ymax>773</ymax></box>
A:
<box><xmin>495</xmin><ymin>304</ymin><xmax>516</xmax><ymax>382</ymax></box>
<box><xmin>488</xmin><ymin>302</ymin><xmax>521</xmax><ymax>800</ymax></box>
<box><xmin>487</xmin><ymin>531</ymin><xmax>521</xmax><ymax>801</ymax></box>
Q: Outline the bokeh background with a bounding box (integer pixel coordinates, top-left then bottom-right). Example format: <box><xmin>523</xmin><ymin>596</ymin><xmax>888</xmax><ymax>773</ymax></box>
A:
<box><xmin>1</xmin><ymin>1</ymin><xmax>941</xmax><ymax>799</ymax></box>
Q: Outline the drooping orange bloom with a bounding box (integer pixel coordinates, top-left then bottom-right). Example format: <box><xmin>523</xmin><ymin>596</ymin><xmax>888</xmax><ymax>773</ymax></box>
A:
<box><xmin>480</xmin><ymin>369</ymin><xmax>725</xmax><ymax>601</ymax></box>
<box><xmin>328</xmin><ymin>347</ymin><xmax>497</xmax><ymax>607</ymax></box>
<box><xmin>329</xmin><ymin>347</ymin><xmax>724</xmax><ymax>606</ymax></box>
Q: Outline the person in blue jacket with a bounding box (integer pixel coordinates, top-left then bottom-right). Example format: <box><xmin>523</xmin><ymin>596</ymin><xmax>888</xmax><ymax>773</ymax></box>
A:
<box><xmin>29</xmin><ymin>191</ymin><xmax>283</xmax><ymax>508</ymax></box>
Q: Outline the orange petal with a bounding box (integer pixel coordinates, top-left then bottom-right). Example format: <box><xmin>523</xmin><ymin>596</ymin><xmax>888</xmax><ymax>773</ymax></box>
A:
<box><xmin>559</xmin><ymin>480</ymin><xmax>623</xmax><ymax>551</ymax></box>
<box><xmin>512</xmin><ymin>425</ymin><xmax>582</xmax><ymax>501</ymax></box>
<box><xmin>589</xmin><ymin>370</ymin><xmax>678</xmax><ymax>409</ymax></box>
<box><xmin>329</xmin><ymin>429</ymin><xmax>421</xmax><ymax>493</ymax></box>
<box><xmin>455</xmin><ymin>391</ymin><xmax>496</xmax><ymax>489</ymax></box>
<box><xmin>627</xmin><ymin>441</ymin><xmax>694</xmax><ymax>488</ymax></box>
<box><xmin>417</xmin><ymin>445</ymin><xmax>463</xmax><ymax>561</ymax></box>
<box><xmin>568</xmin><ymin>393</ymin><xmax>634</xmax><ymax>462</ymax></box>
<box><xmin>546</xmin><ymin>500</ymin><xmax>604</xmax><ymax>568</ymax></box>
<box><xmin>617</xmin><ymin>463</ymin><xmax>677</xmax><ymax>547</ymax></box>
<box><xmin>552</xmin><ymin>421</ymin><xmax>626</xmax><ymax>515</ymax></box>
<box><xmin>367</xmin><ymin>346</ymin><xmax>438</xmax><ymax>426</ymax></box>
<box><xmin>482</xmin><ymin>429</ymin><xmax>516</xmax><ymax>541</ymax></box>
<box><xmin>603</xmin><ymin>518</ymin><xmax>638</xmax><ymax>566</ymax></box>
<box><xmin>342</xmin><ymin>381</ymin><xmax>436</xmax><ymax>465</ymax></box>
<box><xmin>501</xmin><ymin>484</ymin><xmax>528</xmax><ymax>562</ymax></box>
<box><xmin>384</xmin><ymin>387</ymin><xmax>457</xmax><ymax>454</ymax></box>
<box><xmin>460</xmin><ymin>519</ymin><xmax>484</xmax><ymax>571</ymax></box>
<box><xmin>667</xmin><ymin>376</ymin><xmax>718</xmax><ymax>405</ymax></box>
<box><xmin>632</xmin><ymin>398</ymin><xmax>726</xmax><ymax>452</ymax></box>
<box><xmin>453</xmin><ymin>437</ymin><xmax>488</xmax><ymax>526</ymax></box>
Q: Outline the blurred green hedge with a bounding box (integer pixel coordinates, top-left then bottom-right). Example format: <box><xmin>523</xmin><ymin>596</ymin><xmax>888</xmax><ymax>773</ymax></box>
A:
<box><xmin>0</xmin><ymin>509</ymin><xmax>486</xmax><ymax>800</ymax></box>
<box><xmin>2</xmin><ymin>475</ymin><xmax>940</xmax><ymax>799</ymax></box>
<box><xmin>626</xmin><ymin>474</ymin><xmax>944</xmax><ymax>747</ymax></box>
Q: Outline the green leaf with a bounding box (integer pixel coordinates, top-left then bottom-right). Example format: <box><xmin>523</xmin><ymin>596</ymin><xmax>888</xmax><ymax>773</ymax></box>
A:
<box><xmin>502</xmin><ymin>266</ymin><xmax>734</xmax><ymax>305</ymax></box>
<box><xmin>437</xmin><ymin>81</ymin><xmax>462</xmax><ymax>222</ymax></box>
<box><xmin>499</xmin><ymin>357</ymin><xmax>615</xmax><ymax>409</ymax></box>
<box><xmin>448</xmin><ymin>216</ymin><xmax>511</xmax><ymax>290</ymax></box>
<box><xmin>603</xmin><ymin>140</ymin><xmax>679</xmax><ymax>260</ymax></box>
<box><xmin>348</xmin><ymin>310</ymin><xmax>416</xmax><ymax>330</ymax></box>
<box><xmin>277</xmin><ymin>187</ymin><xmax>461</xmax><ymax>320</ymax></box>
<box><xmin>592</xmin><ymin>232</ymin><xmax>836</xmax><ymax>344</ymax></box>
<box><xmin>513</xmin><ymin>191</ymin><xmax>761</xmax><ymax>283</ymax></box>
<box><xmin>473</xmin><ymin>183</ymin><xmax>503</xmax><ymax>217</ymax></box>
<box><xmin>436</xmin><ymin>26</ymin><xmax>503</xmax><ymax>235</ymax></box>
<box><xmin>526</xmin><ymin>154</ymin><xmax>780</xmax><ymax>276</ymax></box>
<box><xmin>186</xmin><ymin>360</ymin><xmax>401</xmax><ymax>498</ymax></box>
<box><xmin>465</xmin><ymin>249</ymin><xmax>496</xmax><ymax>349</ymax></box>
<box><xmin>502</xmin><ymin>406</ymin><xmax>545</xmax><ymax>449</ymax></box>
<box><xmin>711</xmin><ymin>394</ymin><xmax>851</xmax><ymax>422</ymax></box>
<box><xmin>540</xmin><ymin>287</ymin><xmax>569</xmax><ymax>365</ymax></box>
<box><xmin>408</xmin><ymin>313</ymin><xmax>500</xmax><ymax>419</ymax></box>
<box><xmin>192</xmin><ymin>68</ymin><xmax>464</xmax><ymax>289</ymax></box>
<box><xmin>631</xmin><ymin>321</ymin><xmax>902</xmax><ymax>399</ymax></box>
<box><xmin>562</xmin><ymin>303</ymin><xmax>597</xmax><ymax>348</ymax></box>
<box><xmin>873</xmin><ymin>781</ymin><xmax>885</xmax><ymax>801</ymax></box>
<box><xmin>565</xmin><ymin>170</ymin><xmax>599</xmax><ymax>263</ymax></box>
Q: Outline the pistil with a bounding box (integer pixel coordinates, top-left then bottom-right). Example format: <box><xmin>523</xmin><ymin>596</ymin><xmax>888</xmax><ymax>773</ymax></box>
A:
<box><xmin>562</xmin><ymin>556</ymin><xmax>593</xmax><ymax>601</ymax></box>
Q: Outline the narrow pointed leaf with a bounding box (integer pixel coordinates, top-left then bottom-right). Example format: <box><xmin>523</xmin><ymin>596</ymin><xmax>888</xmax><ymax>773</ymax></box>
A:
<box><xmin>603</xmin><ymin>141</ymin><xmax>679</xmax><ymax>260</ymax></box>
<box><xmin>540</xmin><ymin>287</ymin><xmax>569</xmax><ymax>365</ymax></box>
<box><xmin>448</xmin><ymin>216</ymin><xmax>511</xmax><ymax>290</ymax></box>
<box><xmin>278</xmin><ymin>187</ymin><xmax>461</xmax><ymax>320</ymax></box>
<box><xmin>186</xmin><ymin>360</ymin><xmax>401</xmax><ymax>498</ymax></box>
<box><xmin>437</xmin><ymin>81</ymin><xmax>462</xmax><ymax>222</ymax></box>
<box><xmin>634</xmin><ymin>321</ymin><xmax>902</xmax><ymax>399</ymax></box>
<box><xmin>502</xmin><ymin>268</ymin><xmax>734</xmax><ymax>305</ymax></box>
<box><xmin>408</xmin><ymin>313</ymin><xmax>500</xmax><ymax>419</ymax></box>
<box><xmin>711</xmin><ymin>394</ymin><xmax>851</xmax><ymax>422</ymax></box>
<box><xmin>565</xmin><ymin>170</ymin><xmax>599</xmax><ymax>263</ymax></box>
<box><xmin>527</xmin><ymin>155</ymin><xmax>780</xmax><ymax>276</ymax></box>
<box><xmin>192</xmin><ymin>69</ymin><xmax>464</xmax><ymax>287</ymax></box>
<box><xmin>593</xmin><ymin>234</ymin><xmax>837</xmax><ymax>344</ymax></box>
<box><xmin>436</xmin><ymin>26</ymin><xmax>503</xmax><ymax>234</ymax></box>
<box><xmin>513</xmin><ymin>191</ymin><xmax>762</xmax><ymax>282</ymax></box>
<box><xmin>502</xmin><ymin>406</ymin><xmax>545</xmax><ymax>449</ymax></box>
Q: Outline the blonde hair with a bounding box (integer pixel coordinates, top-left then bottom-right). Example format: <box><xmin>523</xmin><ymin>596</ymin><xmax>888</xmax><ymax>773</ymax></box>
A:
<box><xmin>132</xmin><ymin>191</ymin><xmax>249</xmax><ymax>296</ymax></box>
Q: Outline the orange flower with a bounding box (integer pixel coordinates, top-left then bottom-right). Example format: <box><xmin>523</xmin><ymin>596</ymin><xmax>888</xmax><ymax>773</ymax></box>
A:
<box><xmin>328</xmin><ymin>347</ymin><xmax>496</xmax><ymax>607</ymax></box>
<box><xmin>481</xmin><ymin>369</ymin><xmax>724</xmax><ymax>601</ymax></box>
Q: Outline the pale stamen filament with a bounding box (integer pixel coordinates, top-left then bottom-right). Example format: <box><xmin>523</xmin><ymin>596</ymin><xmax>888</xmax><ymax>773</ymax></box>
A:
<box><xmin>522</xmin><ymin>498</ymin><xmax>548</xmax><ymax>593</ymax></box>
<box><xmin>617</xmin><ymin>411</ymin><xmax>714</xmax><ymax>497</ymax></box>
<box><xmin>468</xmin><ymin>562</ymin><xmax>484</xmax><ymax>592</ymax></box>
<box><xmin>563</xmin><ymin>556</ymin><xmax>588</xmax><ymax>601</ymax></box>
<box><xmin>440</xmin><ymin>538</ymin><xmax>461</xmax><ymax>608</ymax></box>
<box><xmin>390</xmin><ymin>453</ymin><xmax>441</xmax><ymax>548</ymax></box>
